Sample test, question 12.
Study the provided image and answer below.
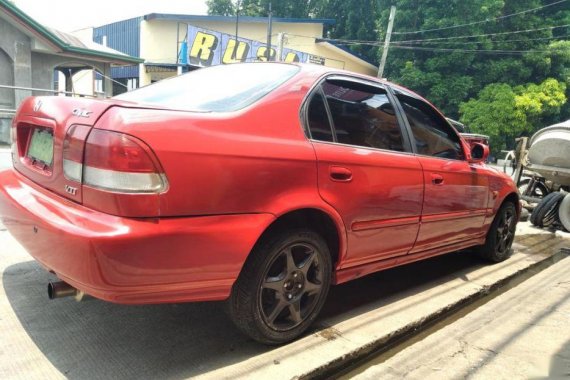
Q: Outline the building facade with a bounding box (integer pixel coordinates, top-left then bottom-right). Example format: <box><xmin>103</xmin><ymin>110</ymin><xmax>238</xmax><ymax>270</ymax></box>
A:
<box><xmin>0</xmin><ymin>0</ymin><xmax>142</xmax><ymax>143</ymax></box>
<box><xmin>92</xmin><ymin>13</ymin><xmax>378</xmax><ymax>94</ymax></box>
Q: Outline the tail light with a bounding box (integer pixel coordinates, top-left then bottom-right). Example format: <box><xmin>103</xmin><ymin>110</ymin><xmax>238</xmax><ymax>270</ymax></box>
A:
<box><xmin>83</xmin><ymin>129</ymin><xmax>167</xmax><ymax>193</ymax></box>
<box><xmin>63</xmin><ymin>125</ymin><xmax>90</xmax><ymax>182</ymax></box>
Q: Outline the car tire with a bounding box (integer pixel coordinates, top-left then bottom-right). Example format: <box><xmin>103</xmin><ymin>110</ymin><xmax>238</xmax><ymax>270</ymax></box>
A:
<box><xmin>530</xmin><ymin>192</ymin><xmax>564</xmax><ymax>228</ymax></box>
<box><xmin>558</xmin><ymin>194</ymin><xmax>570</xmax><ymax>232</ymax></box>
<box><xmin>228</xmin><ymin>228</ymin><xmax>332</xmax><ymax>345</ymax></box>
<box><xmin>476</xmin><ymin>202</ymin><xmax>517</xmax><ymax>263</ymax></box>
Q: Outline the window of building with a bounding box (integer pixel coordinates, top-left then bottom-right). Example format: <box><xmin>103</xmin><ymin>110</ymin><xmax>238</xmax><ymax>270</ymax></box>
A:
<box><xmin>320</xmin><ymin>79</ymin><xmax>404</xmax><ymax>152</ymax></box>
<box><xmin>394</xmin><ymin>89</ymin><xmax>463</xmax><ymax>160</ymax></box>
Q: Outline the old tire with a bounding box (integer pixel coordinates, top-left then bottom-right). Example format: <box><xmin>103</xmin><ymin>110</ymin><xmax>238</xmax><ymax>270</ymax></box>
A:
<box><xmin>518</xmin><ymin>178</ymin><xmax>548</xmax><ymax>199</ymax></box>
<box><xmin>228</xmin><ymin>229</ymin><xmax>332</xmax><ymax>345</ymax></box>
<box><xmin>530</xmin><ymin>192</ymin><xmax>564</xmax><ymax>228</ymax></box>
<box><xmin>559</xmin><ymin>194</ymin><xmax>570</xmax><ymax>232</ymax></box>
<box><xmin>476</xmin><ymin>202</ymin><xmax>517</xmax><ymax>263</ymax></box>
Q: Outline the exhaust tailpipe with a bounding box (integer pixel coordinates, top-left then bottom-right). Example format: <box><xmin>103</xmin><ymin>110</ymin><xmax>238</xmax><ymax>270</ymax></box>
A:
<box><xmin>47</xmin><ymin>281</ymin><xmax>88</xmax><ymax>301</ymax></box>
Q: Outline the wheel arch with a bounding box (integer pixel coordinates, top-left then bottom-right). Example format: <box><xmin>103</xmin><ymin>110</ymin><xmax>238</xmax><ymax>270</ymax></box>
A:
<box><xmin>501</xmin><ymin>191</ymin><xmax>521</xmax><ymax>217</ymax></box>
<box><xmin>250</xmin><ymin>208</ymin><xmax>346</xmax><ymax>271</ymax></box>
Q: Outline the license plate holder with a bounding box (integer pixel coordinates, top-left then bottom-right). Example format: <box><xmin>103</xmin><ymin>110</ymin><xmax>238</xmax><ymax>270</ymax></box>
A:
<box><xmin>27</xmin><ymin>128</ymin><xmax>54</xmax><ymax>168</ymax></box>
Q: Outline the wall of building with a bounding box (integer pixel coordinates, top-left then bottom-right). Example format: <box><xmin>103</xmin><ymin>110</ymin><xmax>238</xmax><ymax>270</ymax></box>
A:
<box><xmin>93</xmin><ymin>17</ymin><xmax>141</xmax><ymax>82</ymax></box>
<box><xmin>138</xmin><ymin>18</ymin><xmax>375</xmax><ymax>86</ymax></box>
<box><xmin>0</xmin><ymin>19</ymin><xmax>31</xmax><ymax>144</ymax></box>
<box><xmin>140</xmin><ymin>19</ymin><xmax>324</xmax><ymax>66</ymax></box>
<box><xmin>0</xmin><ymin>20</ymin><xmax>114</xmax><ymax>143</ymax></box>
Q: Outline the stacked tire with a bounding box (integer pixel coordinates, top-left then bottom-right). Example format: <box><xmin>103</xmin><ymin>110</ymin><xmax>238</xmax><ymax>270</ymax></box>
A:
<box><xmin>530</xmin><ymin>192</ymin><xmax>567</xmax><ymax>229</ymax></box>
<box><xmin>559</xmin><ymin>194</ymin><xmax>570</xmax><ymax>232</ymax></box>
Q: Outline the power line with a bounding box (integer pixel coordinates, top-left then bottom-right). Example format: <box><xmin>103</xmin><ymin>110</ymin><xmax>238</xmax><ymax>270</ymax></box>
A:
<box><xmin>285</xmin><ymin>24</ymin><xmax>570</xmax><ymax>46</ymax></box>
<box><xmin>392</xmin><ymin>34</ymin><xmax>570</xmax><ymax>46</ymax></box>
<box><xmin>392</xmin><ymin>24</ymin><xmax>570</xmax><ymax>43</ymax></box>
<box><xmin>392</xmin><ymin>0</ymin><xmax>568</xmax><ymax>35</ymax></box>
<box><xmin>388</xmin><ymin>45</ymin><xmax>559</xmax><ymax>55</ymax></box>
<box><xmin>330</xmin><ymin>39</ymin><xmax>568</xmax><ymax>54</ymax></box>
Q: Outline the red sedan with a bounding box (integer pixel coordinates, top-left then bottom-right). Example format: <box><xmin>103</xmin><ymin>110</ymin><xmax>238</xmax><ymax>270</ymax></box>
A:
<box><xmin>0</xmin><ymin>63</ymin><xmax>519</xmax><ymax>344</ymax></box>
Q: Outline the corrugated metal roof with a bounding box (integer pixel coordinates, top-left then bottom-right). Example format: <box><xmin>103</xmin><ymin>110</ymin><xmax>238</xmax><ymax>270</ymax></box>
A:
<box><xmin>93</xmin><ymin>17</ymin><xmax>141</xmax><ymax>58</ymax></box>
<box><xmin>144</xmin><ymin>13</ymin><xmax>335</xmax><ymax>25</ymax></box>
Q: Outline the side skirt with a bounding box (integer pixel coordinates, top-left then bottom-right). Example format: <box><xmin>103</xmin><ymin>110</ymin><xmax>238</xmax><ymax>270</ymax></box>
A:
<box><xmin>334</xmin><ymin>236</ymin><xmax>486</xmax><ymax>285</ymax></box>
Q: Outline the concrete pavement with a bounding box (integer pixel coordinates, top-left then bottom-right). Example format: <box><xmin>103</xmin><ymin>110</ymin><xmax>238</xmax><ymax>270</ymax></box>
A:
<box><xmin>0</xmin><ymin>220</ymin><xmax>567</xmax><ymax>379</ymax></box>
<box><xmin>347</xmin><ymin>248</ymin><xmax>570</xmax><ymax>379</ymax></box>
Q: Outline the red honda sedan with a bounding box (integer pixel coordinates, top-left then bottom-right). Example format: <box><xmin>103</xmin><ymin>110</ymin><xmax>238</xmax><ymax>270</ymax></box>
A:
<box><xmin>0</xmin><ymin>63</ymin><xmax>519</xmax><ymax>344</ymax></box>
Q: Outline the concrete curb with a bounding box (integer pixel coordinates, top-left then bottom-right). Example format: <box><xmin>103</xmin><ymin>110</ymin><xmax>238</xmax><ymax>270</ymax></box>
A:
<box><xmin>309</xmin><ymin>249</ymin><xmax>570</xmax><ymax>379</ymax></box>
<box><xmin>197</xmin><ymin>232</ymin><xmax>569</xmax><ymax>380</ymax></box>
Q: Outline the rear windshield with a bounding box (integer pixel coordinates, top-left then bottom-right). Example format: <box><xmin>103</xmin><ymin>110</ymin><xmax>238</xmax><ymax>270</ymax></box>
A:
<box><xmin>115</xmin><ymin>63</ymin><xmax>300</xmax><ymax>112</ymax></box>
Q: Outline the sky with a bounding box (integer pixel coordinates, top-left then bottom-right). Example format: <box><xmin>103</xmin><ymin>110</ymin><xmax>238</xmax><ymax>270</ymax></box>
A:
<box><xmin>13</xmin><ymin>0</ymin><xmax>208</xmax><ymax>32</ymax></box>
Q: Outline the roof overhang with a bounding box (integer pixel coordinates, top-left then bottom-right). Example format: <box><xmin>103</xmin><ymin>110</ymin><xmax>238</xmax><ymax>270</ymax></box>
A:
<box><xmin>316</xmin><ymin>40</ymin><xmax>378</xmax><ymax>72</ymax></box>
<box><xmin>144</xmin><ymin>13</ymin><xmax>335</xmax><ymax>26</ymax></box>
<box><xmin>0</xmin><ymin>0</ymin><xmax>143</xmax><ymax>65</ymax></box>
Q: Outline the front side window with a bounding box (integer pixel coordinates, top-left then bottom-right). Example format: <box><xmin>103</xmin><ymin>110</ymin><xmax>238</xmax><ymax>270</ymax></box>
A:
<box><xmin>317</xmin><ymin>79</ymin><xmax>404</xmax><ymax>152</ymax></box>
<box><xmin>115</xmin><ymin>63</ymin><xmax>300</xmax><ymax>112</ymax></box>
<box><xmin>394</xmin><ymin>89</ymin><xmax>463</xmax><ymax>160</ymax></box>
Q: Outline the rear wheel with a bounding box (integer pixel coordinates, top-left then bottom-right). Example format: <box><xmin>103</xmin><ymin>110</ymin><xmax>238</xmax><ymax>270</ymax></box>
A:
<box><xmin>228</xmin><ymin>229</ymin><xmax>332</xmax><ymax>344</ymax></box>
<box><xmin>476</xmin><ymin>202</ymin><xmax>517</xmax><ymax>263</ymax></box>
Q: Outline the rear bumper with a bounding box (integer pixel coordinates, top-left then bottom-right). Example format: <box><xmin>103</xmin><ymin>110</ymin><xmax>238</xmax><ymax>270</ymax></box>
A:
<box><xmin>0</xmin><ymin>169</ymin><xmax>274</xmax><ymax>304</ymax></box>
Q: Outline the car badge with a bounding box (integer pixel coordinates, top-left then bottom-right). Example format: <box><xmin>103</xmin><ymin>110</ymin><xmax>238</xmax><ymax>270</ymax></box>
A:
<box><xmin>33</xmin><ymin>100</ymin><xmax>42</xmax><ymax>112</ymax></box>
<box><xmin>72</xmin><ymin>108</ymin><xmax>92</xmax><ymax>118</ymax></box>
<box><xmin>64</xmin><ymin>185</ymin><xmax>78</xmax><ymax>196</ymax></box>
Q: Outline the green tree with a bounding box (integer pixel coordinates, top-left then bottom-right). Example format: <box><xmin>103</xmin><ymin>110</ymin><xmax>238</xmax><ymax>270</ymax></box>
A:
<box><xmin>378</xmin><ymin>0</ymin><xmax>570</xmax><ymax>118</ymax></box>
<box><xmin>313</xmin><ymin>0</ymin><xmax>379</xmax><ymax>61</ymax></box>
<box><xmin>206</xmin><ymin>0</ymin><xmax>235</xmax><ymax>16</ymax></box>
<box><xmin>459</xmin><ymin>78</ymin><xmax>567</xmax><ymax>153</ymax></box>
<box><xmin>238</xmin><ymin>0</ymin><xmax>314</xmax><ymax>18</ymax></box>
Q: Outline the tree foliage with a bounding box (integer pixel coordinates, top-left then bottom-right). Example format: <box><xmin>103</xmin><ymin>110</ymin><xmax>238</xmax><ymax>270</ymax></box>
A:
<box><xmin>460</xmin><ymin>78</ymin><xmax>567</xmax><ymax>152</ymax></box>
<box><xmin>206</xmin><ymin>0</ymin><xmax>380</xmax><ymax>61</ymax></box>
<box><xmin>206</xmin><ymin>0</ymin><xmax>235</xmax><ymax>16</ymax></box>
<box><xmin>206</xmin><ymin>0</ymin><xmax>570</xmax><ymax>153</ymax></box>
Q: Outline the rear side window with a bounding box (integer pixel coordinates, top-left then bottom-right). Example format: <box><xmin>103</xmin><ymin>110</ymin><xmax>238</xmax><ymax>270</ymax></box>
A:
<box><xmin>115</xmin><ymin>63</ymin><xmax>300</xmax><ymax>112</ymax></box>
<box><xmin>394</xmin><ymin>89</ymin><xmax>463</xmax><ymax>159</ymax></box>
<box><xmin>306</xmin><ymin>90</ymin><xmax>334</xmax><ymax>142</ymax></box>
<box><xmin>318</xmin><ymin>80</ymin><xmax>404</xmax><ymax>152</ymax></box>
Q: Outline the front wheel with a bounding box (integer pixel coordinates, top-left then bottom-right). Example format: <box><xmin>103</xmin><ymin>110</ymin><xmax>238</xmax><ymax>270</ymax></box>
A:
<box><xmin>475</xmin><ymin>202</ymin><xmax>518</xmax><ymax>263</ymax></box>
<box><xmin>228</xmin><ymin>229</ymin><xmax>332</xmax><ymax>344</ymax></box>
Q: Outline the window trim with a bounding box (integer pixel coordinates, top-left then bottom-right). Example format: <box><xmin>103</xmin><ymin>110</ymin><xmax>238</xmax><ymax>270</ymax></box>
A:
<box><xmin>300</xmin><ymin>74</ymin><xmax>414</xmax><ymax>154</ymax></box>
<box><xmin>389</xmin><ymin>86</ymin><xmax>466</xmax><ymax>161</ymax></box>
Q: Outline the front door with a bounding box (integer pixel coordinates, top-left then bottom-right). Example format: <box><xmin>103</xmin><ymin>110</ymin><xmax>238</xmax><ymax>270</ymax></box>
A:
<box><xmin>304</xmin><ymin>77</ymin><xmax>424</xmax><ymax>268</ymax></box>
<box><xmin>391</xmin><ymin>87</ymin><xmax>489</xmax><ymax>252</ymax></box>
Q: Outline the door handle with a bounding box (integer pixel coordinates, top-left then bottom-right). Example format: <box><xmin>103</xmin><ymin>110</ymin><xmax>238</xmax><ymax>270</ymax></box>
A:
<box><xmin>330</xmin><ymin>166</ymin><xmax>353</xmax><ymax>182</ymax></box>
<box><xmin>431</xmin><ymin>174</ymin><xmax>444</xmax><ymax>185</ymax></box>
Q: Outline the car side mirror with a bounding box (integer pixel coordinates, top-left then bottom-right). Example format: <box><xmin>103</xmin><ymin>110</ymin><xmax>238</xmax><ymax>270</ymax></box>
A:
<box><xmin>469</xmin><ymin>143</ymin><xmax>489</xmax><ymax>164</ymax></box>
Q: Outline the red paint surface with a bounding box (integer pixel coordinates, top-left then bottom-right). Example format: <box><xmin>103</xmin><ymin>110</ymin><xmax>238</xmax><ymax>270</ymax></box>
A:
<box><xmin>0</xmin><ymin>63</ymin><xmax>518</xmax><ymax>303</ymax></box>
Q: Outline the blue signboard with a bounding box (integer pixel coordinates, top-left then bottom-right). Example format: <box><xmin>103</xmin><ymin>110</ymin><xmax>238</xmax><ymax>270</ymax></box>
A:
<box><xmin>185</xmin><ymin>25</ymin><xmax>325</xmax><ymax>67</ymax></box>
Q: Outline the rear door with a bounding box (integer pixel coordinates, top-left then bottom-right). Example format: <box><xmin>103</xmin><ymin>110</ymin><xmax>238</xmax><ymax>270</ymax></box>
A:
<box><xmin>391</xmin><ymin>87</ymin><xmax>489</xmax><ymax>252</ymax></box>
<box><xmin>304</xmin><ymin>76</ymin><xmax>424</xmax><ymax>268</ymax></box>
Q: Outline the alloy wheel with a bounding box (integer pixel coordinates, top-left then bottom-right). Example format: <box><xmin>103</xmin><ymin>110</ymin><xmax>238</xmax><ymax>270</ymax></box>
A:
<box><xmin>495</xmin><ymin>207</ymin><xmax>516</xmax><ymax>254</ymax></box>
<box><xmin>259</xmin><ymin>243</ymin><xmax>324</xmax><ymax>331</ymax></box>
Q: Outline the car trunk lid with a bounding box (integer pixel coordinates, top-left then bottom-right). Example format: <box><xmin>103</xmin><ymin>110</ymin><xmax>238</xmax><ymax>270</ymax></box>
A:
<box><xmin>11</xmin><ymin>96</ymin><xmax>115</xmax><ymax>203</ymax></box>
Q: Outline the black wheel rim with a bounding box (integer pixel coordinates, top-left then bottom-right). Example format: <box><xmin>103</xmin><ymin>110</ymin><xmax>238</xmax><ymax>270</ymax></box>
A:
<box><xmin>496</xmin><ymin>207</ymin><xmax>516</xmax><ymax>254</ymax></box>
<box><xmin>259</xmin><ymin>242</ymin><xmax>324</xmax><ymax>331</ymax></box>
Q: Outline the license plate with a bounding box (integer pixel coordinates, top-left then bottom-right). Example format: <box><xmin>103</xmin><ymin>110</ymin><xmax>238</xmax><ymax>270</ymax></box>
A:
<box><xmin>27</xmin><ymin>128</ymin><xmax>54</xmax><ymax>166</ymax></box>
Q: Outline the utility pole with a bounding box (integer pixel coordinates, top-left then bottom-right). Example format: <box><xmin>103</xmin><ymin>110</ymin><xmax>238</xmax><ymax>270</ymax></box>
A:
<box><xmin>377</xmin><ymin>5</ymin><xmax>396</xmax><ymax>79</ymax></box>
<box><xmin>276</xmin><ymin>32</ymin><xmax>284</xmax><ymax>61</ymax></box>
<box><xmin>233</xmin><ymin>0</ymin><xmax>241</xmax><ymax>60</ymax></box>
<box><xmin>266</xmin><ymin>2</ymin><xmax>273</xmax><ymax>61</ymax></box>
